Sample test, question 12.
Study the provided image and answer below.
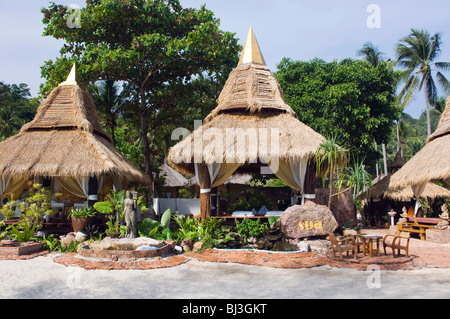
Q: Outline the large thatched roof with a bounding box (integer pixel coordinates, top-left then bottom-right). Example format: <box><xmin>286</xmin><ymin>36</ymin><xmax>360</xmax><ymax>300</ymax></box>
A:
<box><xmin>0</xmin><ymin>66</ymin><xmax>149</xmax><ymax>185</ymax></box>
<box><xmin>168</xmin><ymin>28</ymin><xmax>325</xmax><ymax>176</ymax></box>
<box><xmin>360</xmin><ymin>174</ymin><xmax>450</xmax><ymax>201</ymax></box>
<box><xmin>390</xmin><ymin>96</ymin><xmax>450</xmax><ymax>188</ymax></box>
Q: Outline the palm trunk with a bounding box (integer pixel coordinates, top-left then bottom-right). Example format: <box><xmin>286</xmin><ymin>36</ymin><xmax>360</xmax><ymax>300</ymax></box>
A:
<box><xmin>425</xmin><ymin>90</ymin><xmax>432</xmax><ymax>137</ymax></box>
<box><xmin>328</xmin><ymin>160</ymin><xmax>334</xmax><ymax>209</ymax></box>
<box><xmin>139</xmin><ymin>87</ymin><xmax>154</xmax><ymax>198</ymax></box>
<box><xmin>382</xmin><ymin>143</ymin><xmax>388</xmax><ymax>175</ymax></box>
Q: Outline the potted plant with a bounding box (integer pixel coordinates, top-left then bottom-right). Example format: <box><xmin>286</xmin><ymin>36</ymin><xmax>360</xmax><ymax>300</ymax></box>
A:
<box><xmin>69</xmin><ymin>206</ymin><xmax>97</xmax><ymax>233</ymax></box>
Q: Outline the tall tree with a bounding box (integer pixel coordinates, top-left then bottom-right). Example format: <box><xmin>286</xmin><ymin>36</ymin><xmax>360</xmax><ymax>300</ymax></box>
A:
<box><xmin>41</xmin><ymin>0</ymin><xmax>241</xmax><ymax>196</ymax></box>
<box><xmin>395</xmin><ymin>28</ymin><xmax>450</xmax><ymax>136</ymax></box>
<box><xmin>356</xmin><ymin>42</ymin><xmax>389</xmax><ymax>175</ymax></box>
<box><xmin>276</xmin><ymin>58</ymin><xmax>401</xmax><ymax>173</ymax></box>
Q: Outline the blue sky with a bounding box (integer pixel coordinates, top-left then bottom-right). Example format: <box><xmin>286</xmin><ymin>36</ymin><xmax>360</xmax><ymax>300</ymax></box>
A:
<box><xmin>1</xmin><ymin>0</ymin><xmax>450</xmax><ymax>118</ymax></box>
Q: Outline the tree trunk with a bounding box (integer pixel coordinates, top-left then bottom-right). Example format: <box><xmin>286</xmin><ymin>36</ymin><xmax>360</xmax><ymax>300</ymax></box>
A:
<box><xmin>139</xmin><ymin>87</ymin><xmax>154</xmax><ymax>198</ymax></box>
<box><xmin>396</xmin><ymin>120</ymin><xmax>400</xmax><ymax>153</ymax></box>
<box><xmin>374</xmin><ymin>141</ymin><xmax>379</xmax><ymax>178</ymax></box>
<box><xmin>425</xmin><ymin>90</ymin><xmax>432</xmax><ymax>137</ymax></box>
<box><xmin>198</xmin><ymin>164</ymin><xmax>211</xmax><ymax>220</ymax></box>
<box><xmin>382</xmin><ymin>143</ymin><xmax>388</xmax><ymax>175</ymax></box>
<box><xmin>327</xmin><ymin>160</ymin><xmax>334</xmax><ymax>209</ymax></box>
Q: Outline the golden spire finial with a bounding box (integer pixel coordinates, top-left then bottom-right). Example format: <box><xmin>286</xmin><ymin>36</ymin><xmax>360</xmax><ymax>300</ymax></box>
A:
<box><xmin>237</xmin><ymin>26</ymin><xmax>266</xmax><ymax>66</ymax></box>
<box><xmin>59</xmin><ymin>63</ymin><xmax>77</xmax><ymax>86</ymax></box>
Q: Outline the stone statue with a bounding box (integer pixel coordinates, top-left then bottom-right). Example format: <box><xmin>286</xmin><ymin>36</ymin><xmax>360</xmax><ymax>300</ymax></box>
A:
<box><xmin>436</xmin><ymin>204</ymin><xmax>450</xmax><ymax>230</ymax></box>
<box><xmin>398</xmin><ymin>206</ymin><xmax>408</xmax><ymax>224</ymax></box>
<box><xmin>124</xmin><ymin>190</ymin><xmax>138</xmax><ymax>238</ymax></box>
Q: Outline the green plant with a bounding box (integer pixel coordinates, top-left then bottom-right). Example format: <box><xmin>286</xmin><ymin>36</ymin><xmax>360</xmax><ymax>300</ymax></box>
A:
<box><xmin>69</xmin><ymin>206</ymin><xmax>97</xmax><ymax>218</ymax></box>
<box><xmin>16</xmin><ymin>184</ymin><xmax>54</xmax><ymax>230</ymax></box>
<box><xmin>0</xmin><ymin>200</ymin><xmax>16</xmax><ymax>220</ymax></box>
<box><xmin>105</xmin><ymin>216</ymin><xmax>121</xmax><ymax>238</ymax></box>
<box><xmin>137</xmin><ymin>209</ymin><xmax>173</xmax><ymax>240</ymax></box>
<box><xmin>173</xmin><ymin>215</ymin><xmax>200</xmax><ymax>243</ymax></box>
<box><xmin>60</xmin><ymin>239</ymin><xmax>79</xmax><ymax>253</ymax></box>
<box><xmin>7</xmin><ymin>224</ymin><xmax>37</xmax><ymax>242</ymax></box>
<box><xmin>235</xmin><ymin>218</ymin><xmax>268</xmax><ymax>241</ymax></box>
<box><xmin>43</xmin><ymin>234</ymin><xmax>60</xmax><ymax>251</ymax></box>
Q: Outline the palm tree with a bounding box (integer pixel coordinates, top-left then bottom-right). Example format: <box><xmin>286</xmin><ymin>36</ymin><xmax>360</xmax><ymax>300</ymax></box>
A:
<box><xmin>89</xmin><ymin>80</ymin><xmax>127</xmax><ymax>146</ymax></box>
<box><xmin>356</xmin><ymin>42</ymin><xmax>389</xmax><ymax>175</ymax></box>
<box><xmin>356</xmin><ymin>42</ymin><xmax>385</xmax><ymax>67</ymax></box>
<box><xmin>315</xmin><ymin>135</ymin><xmax>348</xmax><ymax>209</ymax></box>
<box><xmin>395</xmin><ymin>28</ymin><xmax>450</xmax><ymax>136</ymax></box>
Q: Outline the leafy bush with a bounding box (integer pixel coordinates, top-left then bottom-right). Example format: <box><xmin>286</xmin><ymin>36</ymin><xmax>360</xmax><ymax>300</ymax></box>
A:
<box><xmin>235</xmin><ymin>218</ymin><xmax>268</xmax><ymax>241</ymax></box>
<box><xmin>0</xmin><ymin>201</ymin><xmax>17</xmax><ymax>221</ymax></box>
<box><xmin>137</xmin><ymin>209</ymin><xmax>173</xmax><ymax>240</ymax></box>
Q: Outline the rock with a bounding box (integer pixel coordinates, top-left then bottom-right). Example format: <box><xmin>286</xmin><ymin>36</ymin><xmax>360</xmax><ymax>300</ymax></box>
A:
<box><xmin>193</xmin><ymin>241</ymin><xmax>203</xmax><ymax>251</ymax></box>
<box><xmin>181</xmin><ymin>239</ymin><xmax>193</xmax><ymax>252</ymax></box>
<box><xmin>280</xmin><ymin>201</ymin><xmax>338</xmax><ymax>241</ymax></box>
<box><xmin>272</xmin><ymin>241</ymin><xmax>299</xmax><ymax>252</ymax></box>
<box><xmin>88</xmin><ymin>237</ymin><xmax>164</xmax><ymax>251</ymax></box>
<box><xmin>136</xmin><ymin>245</ymin><xmax>158</xmax><ymax>251</ymax></box>
<box><xmin>75</xmin><ymin>232</ymin><xmax>87</xmax><ymax>242</ymax></box>
<box><xmin>60</xmin><ymin>232</ymin><xmax>77</xmax><ymax>246</ymax></box>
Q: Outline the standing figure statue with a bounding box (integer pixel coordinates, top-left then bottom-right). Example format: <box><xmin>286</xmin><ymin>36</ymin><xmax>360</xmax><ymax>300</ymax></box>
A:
<box><xmin>124</xmin><ymin>190</ymin><xmax>138</xmax><ymax>238</ymax></box>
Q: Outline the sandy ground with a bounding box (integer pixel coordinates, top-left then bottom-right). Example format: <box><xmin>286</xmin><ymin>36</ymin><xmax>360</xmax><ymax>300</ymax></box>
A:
<box><xmin>0</xmin><ymin>253</ymin><xmax>450</xmax><ymax>299</ymax></box>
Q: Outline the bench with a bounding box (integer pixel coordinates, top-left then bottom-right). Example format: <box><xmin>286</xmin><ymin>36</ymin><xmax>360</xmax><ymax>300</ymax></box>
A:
<box><xmin>397</xmin><ymin>218</ymin><xmax>438</xmax><ymax>240</ymax></box>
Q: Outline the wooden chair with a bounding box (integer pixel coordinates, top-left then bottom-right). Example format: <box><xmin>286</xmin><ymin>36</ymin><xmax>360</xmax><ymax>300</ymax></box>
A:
<box><xmin>383</xmin><ymin>232</ymin><xmax>410</xmax><ymax>257</ymax></box>
<box><xmin>328</xmin><ymin>233</ymin><xmax>358</xmax><ymax>260</ymax></box>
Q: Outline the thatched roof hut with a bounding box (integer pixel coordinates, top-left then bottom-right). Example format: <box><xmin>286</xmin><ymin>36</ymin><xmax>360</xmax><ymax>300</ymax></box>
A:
<box><xmin>390</xmin><ymin>97</ymin><xmax>450</xmax><ymax>189</ymax></box>
<box><xmin>168</xmin><ymin>27</ymin><xmax>326</xmax><ymax>218</ymax></box>
<box><xmin>360</xmin><ymin>174</ymin><xmax>450</xmax><ymax>202</ymax></box>
<box><xmin>159</xmin><ymin>163</ymin><xmax>188</xmax><ymax>188</ymax></box>
<box><xmin>0</xmin><ymin>65</ymin><xmax>149</xmax><ymax>200</ymax></box>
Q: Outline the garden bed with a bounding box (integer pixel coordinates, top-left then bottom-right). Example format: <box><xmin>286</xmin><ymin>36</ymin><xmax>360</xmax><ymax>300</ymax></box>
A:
<box><xmin>0</xmin><ymin>240</ymin><xmax>45</xmax><ymax>258</ymax></box>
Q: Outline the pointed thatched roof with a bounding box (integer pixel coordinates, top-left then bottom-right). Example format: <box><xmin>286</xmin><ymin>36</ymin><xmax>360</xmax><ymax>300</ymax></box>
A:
<box><xmin>0</xmin><ymin>65</ymin><xmax>149</xmax><ymax>185</ymax></box>
<box><xmin>159</xmin><ymin>163</ymin><xmax>188</xmax><ymax>188</ymax></box>
<box><xmin>390</xmin><ymin>96</ymin><xmax>450</xmax><ymax>188</ymax></box>
<box><xmin>359</xmin><ymin>174</ymin><xmax>450</xmax><ymax>201</ymax></box>
<box><xmin>168</xmin><ymin>27</ymin><xmax>325</xmax><ymax>176</ymax></box>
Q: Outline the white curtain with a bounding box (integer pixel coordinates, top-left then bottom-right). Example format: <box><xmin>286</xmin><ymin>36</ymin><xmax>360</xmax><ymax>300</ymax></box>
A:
<box><xmin>194</xmin><ymin>163</ymin><xmax>240</xmax><ymax>189</ymax></box>
<box><xmin>411</xmin><ymin>183</ymin><xmax>426</xmax><ymax>216</ymax></box>
<box><xmin>0</xmin><ymin>174</ymin><xmax>11</xmax><ymax>198</ymax></box>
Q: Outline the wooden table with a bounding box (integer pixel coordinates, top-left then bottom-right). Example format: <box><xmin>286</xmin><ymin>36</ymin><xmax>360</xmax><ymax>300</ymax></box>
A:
<box><xmin>359</xmin><ymin>234</ymin><xmax>383</xmax><ymax>257</ymax></box>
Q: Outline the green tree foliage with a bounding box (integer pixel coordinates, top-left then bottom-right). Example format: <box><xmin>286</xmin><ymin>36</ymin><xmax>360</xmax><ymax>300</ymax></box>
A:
<box><xmin>0</xmin><ymin>82</ymin><xmax>38</xmax><ymax>140</ymax></box>
<box><xmin>275</xmin><ymin>57</ymin><xmax>401</xmax><ymax>171</ymax></box>
<box><xmin>40</xmin><ymin>0</ymin><xmax>241</xmax><ymax>196</ymax></box>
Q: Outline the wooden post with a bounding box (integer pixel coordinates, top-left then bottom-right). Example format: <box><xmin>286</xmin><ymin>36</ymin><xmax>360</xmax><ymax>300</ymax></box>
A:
<box><xmin>198</xmin><ymin>164</ymin><xmax>211</xmax><ymax>220</ymax></box>
<box><xmin>303</xmin><ymin>158</ymin><xmax>317</xmax><ymax>204</ymax></box>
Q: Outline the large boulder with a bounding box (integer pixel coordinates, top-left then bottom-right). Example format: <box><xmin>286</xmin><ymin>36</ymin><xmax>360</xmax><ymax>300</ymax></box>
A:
<box><xmin>281</xmin><ymin>201</ymin><xmax>338</xmax><ymax>241</ymax></box>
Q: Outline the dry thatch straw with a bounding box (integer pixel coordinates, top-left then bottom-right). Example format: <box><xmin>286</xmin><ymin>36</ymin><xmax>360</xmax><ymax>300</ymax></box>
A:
<box><xmin>360</xmin><ymin>174</ymin><xmax>450</xmax><ymax>201</ymax></box>
<box><xmin>0</xmin><ymin>84</ymin><xmax>149</xmax><ymax>185</ymax></box>
<box><xmin>159</xmin><ymin>163</ymin><xmax>188</xmax><ymax>188</ymax></box>
<box><xmin>169</xmin><ymin>28</ymin><xmax>326</xmax><ymax>178</ymax></box>
<box><xmin>390</xmin><ymin>97</ymin><xmax>450</xmax><ymax>188</ymax></box>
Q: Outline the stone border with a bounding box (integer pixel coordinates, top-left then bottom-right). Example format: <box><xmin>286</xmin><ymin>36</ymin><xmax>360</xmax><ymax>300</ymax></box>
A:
<box><xmin>53</xmin><ymin>253</ymin><xmax>189</xmax><ymax>270</ymax></box>
<box><xmin>78</xmin><ymin>244</ymin><xmax>172</xmax><ymax>260</ymax></box>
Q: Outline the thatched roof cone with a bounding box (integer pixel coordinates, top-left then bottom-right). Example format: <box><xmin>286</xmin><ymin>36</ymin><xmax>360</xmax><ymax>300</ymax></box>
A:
<box><xmin>390</xmin><ymin>96</ymin><xmax>450</xmax><ymax>188</ymax></box>
<box><xmin>159</xmin><ymin>163</ymin><xmax>188</xmax><ymax>188</ymax></box>
<box><xmin>359</xmin><ymin>174</ymin><xmax>450</xmax><ymax>201</ymax></box>
<box><xmin>0</xmin><ymin>66</ymin><xmax>149</xmax><ymax>185</ymax></box>
<box><xmin>168</xmin><ymin>28</ymin><xmax>325</xmax><ymax>176</ymax></box>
